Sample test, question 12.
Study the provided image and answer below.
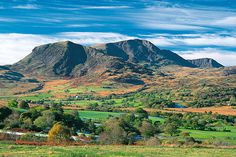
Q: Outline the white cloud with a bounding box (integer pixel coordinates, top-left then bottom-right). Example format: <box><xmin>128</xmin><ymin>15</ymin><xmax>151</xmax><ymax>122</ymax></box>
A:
<box><xmin>129</xmin><ymin>4</ymin><xmax>236</xmax><ymax>31</ymax></box>
<box><xmin>179</xmin><ymin>35</ymin><xmax>236</xmax><ymax>47</ymax></box>
<box><xmin>139</xmin><ymin>23</ymin><xmax>207</xmax><ymax>31</ymax></box>
<box><xmin>215</xmin><ymin>16</ymin><xmax>236</xmax><ymax>26</ymax></box>
<box><xmin>12</xmin><ymin>4</ymin><xmax>39</xmax><ymax>9</ymax></box>
<box><xmin>144</xmin><ymin>36</ymin><xmax>175</xmax><ymax>46</ymax></box>
<box><xmin>0</xmin><ymin>32</ymin><xmax>134</xmax><ymax>65</ymax></box>
<box><xmin>139</xmin><ymin>33</ymin><xmax>236</xmax><ymax>47</ymax></box>
<box><xmin>178</xmin><ymin>48</ymin><xmax>236</xmax><ymax>66</ymax></box>
<box><xmin>82</xmin><ymin>6</ymin><xmax>131</xmax><ymax>9</ymax></box>
<box><xmin>65</xmin><ymin>24</ymin><xmax>104</xmax><ymax>28</ymax></box>
<box><xmin>0</xmin><ymin>17</ymin><xmax>21</xmax><ymax>22</ymax></box>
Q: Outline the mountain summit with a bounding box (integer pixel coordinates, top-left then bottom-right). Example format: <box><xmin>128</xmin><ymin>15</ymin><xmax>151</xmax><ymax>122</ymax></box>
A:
<box><xmin>93</xmin><ymin>39</ymin><xmax>196</xmax><ymax>67</ymax></box>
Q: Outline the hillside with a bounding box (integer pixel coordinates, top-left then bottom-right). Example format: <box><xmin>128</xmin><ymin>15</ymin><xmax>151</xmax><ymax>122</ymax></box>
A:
<box><xmin>0</xmin><ymin>66</ymin><xmax>41</xmax><ymax>95</ymax></box>
<box><xmin>188</xmin><ymin>58</ymin><xmax>224</xmax><ymax>68</ymax></box>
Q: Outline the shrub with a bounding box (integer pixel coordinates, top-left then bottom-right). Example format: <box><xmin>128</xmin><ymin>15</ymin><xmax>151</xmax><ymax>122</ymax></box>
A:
<box><xmin>180</xmin><ymin>132</ymin><xmax>190</xmax><ymax>137</ymax></box>
<box><xmin>184</xmin><ymin>137</ymin><xmax>196</xmax><ymax>145</ymax></box>
<box><xmin>20</xmin><ymin>133</ymin><xmax>46</xmax><ymax>142</ymax></box>
<box><xmin>145</xmin><ymin>136</ymin><xmax>161</xmax><ymax>146</ymax></box>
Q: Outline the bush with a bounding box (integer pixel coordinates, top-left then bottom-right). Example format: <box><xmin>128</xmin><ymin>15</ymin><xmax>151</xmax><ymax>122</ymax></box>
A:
<box><xmin>20</xmin><ymin>133</ymin><xmax>46</xmax><ymax>142</ymax></box>
<box><xmin>180</xmin><ymin>132</ymin><xmax>190</xmax><ymax>137</ymax></box>
<box><xmin>145</xmin><ymin>136</ymin><xmax>161</xmax><ymax>146</ymax></box>
<box><xmin>184</xmin><ymin>137</ymin><xmax>196</xmax><ymax>145</ymax></box>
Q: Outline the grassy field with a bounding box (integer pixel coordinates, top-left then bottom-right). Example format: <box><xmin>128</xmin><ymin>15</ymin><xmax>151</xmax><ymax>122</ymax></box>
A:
<box><xmin>77</xmin><ymin>110</ymin><xmax>121</xmax><ymax>120</ymax></box>
<box><xmin>181</xmin><ymin>126</ymin><xmax>236</xmax><ymax>145</ymax></box>
<box><xmin>1</xmin><ymin>141</ymin><xmax>236</xmax><ymax>157</ymax></box>
<box><xmin>20</xmin><ymin>93</ymin><xmax>52</xmax><ymax>101</ymax></box>
<box><xmin>66</xmin><ymin>110</ymin><xmax>164</xmax><ymax>122</ymax></box>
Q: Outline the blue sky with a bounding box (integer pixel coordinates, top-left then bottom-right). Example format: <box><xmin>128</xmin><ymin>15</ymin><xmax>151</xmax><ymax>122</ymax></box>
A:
<box><xmin>0</xmin><ymin>0</ymin><xmax>236</xmax><ymax>66</ymax></box>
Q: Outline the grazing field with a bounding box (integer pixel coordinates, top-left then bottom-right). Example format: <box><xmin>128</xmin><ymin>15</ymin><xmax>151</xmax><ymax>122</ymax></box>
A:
<box><xmin>1</xmin><ymin>142</ymin><xmax>236</xmax><ymax>157</ymax></box>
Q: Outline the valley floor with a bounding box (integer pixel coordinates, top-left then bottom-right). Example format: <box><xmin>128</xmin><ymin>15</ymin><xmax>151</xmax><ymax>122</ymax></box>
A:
<box><xmin>1</xmin><ymin>141</ymin><xmax>236</xmax><ymax>157</ymax></box>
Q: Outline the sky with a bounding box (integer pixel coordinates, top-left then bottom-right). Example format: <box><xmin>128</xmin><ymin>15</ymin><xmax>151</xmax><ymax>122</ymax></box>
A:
<box><xmin>0</xmin><ymin>0</ymin><xmax>236</xmax><ymax>66</ymax></box>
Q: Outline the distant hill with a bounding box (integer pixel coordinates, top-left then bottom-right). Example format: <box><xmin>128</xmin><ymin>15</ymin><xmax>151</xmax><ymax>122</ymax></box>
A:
<box><xmin>188</xmin><ymin>58</ymin><xmax>224</xmax><ymax>68</ymax></box>
<box><xmin>93</xmin><ymin>39</ymin><xmax>196</xmax><ymax>67</ymax></box>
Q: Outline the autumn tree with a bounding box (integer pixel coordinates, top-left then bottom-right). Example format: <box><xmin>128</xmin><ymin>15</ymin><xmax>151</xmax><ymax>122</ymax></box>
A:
<box><xmin>48</xmin><ymin>122</ymin><xmax>71</xmax><ymax>143</ymax></box>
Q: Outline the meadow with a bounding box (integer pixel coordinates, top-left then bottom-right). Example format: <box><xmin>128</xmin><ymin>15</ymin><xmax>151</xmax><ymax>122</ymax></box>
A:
<box><xmin>1</xmin><ymin>141</ymin><xmax>236</xmax><ymax>157</ymax></box>
<box><xmin>66</xmin><ymin>110</ymin><xmax>165</xmax><ymax>122</ymax></box>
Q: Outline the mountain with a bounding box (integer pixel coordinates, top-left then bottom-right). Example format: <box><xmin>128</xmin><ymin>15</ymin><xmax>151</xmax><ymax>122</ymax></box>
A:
<box><xmin>11</xmin><ymin>41</ymin><xmax>151</xmax><ymax>78</ymax></box>
<box><xmin>188</xmin><ymin>58</ymin><xmax>224</xmax><ymax>68</ymax></box>
<box><xmin>93</xmin><ymin>39</ymin><xmax>196</xmax><ymax>67</ymax></box>
<box><xmin>14</xmin><ymin>39</ymin><xmax>230</xmax><ymax>79</ymax></box>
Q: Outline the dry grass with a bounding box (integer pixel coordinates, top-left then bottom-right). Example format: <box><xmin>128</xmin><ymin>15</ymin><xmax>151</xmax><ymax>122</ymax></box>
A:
<box><xmin>167</xmin><ymin>106</ymin><xmax>236</xmax><ymax>116</ymax></box>
<box><xmin>117</xmin><ymin>106</ymin><xmax>236</xmax><ymax>116</ymax></box>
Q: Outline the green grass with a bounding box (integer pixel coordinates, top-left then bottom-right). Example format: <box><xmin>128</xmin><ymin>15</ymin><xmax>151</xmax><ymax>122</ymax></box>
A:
<box><xmin>181</xmin><ymin>126</ymin><xmax>236</xmax><ymax>145</ymax></box>
<box><xmin>1</xmin><ymin>141</ymin><xmax>236</xmax><ymax>157</ymax></box>
<box><xmin>149</xmin><ymin>116</ymin><xmax>165</xmax><ymax>123</ymax></box>
<box><xmin>66</xmin><ymin>110</ymin><xmax>165</xmax><ymax>122</ymax></box>
<box><xmin>68</xmin><ymin>85</ymin><xmax>114</xmax><ymax>94</ymax></box>
<box><xmin>20</xmin><ymin>93</ymin><xmax>52</xmax><ymax>101</ymax></box>
<box><xmin>77</xmin><ymin>110</ymin><xmax>122</xmax><ymax>120</ymax></box>
<box><xmin>65</xmin><ymin>100</ymin><xmax>101</xmax><ymax>106</ymax></box>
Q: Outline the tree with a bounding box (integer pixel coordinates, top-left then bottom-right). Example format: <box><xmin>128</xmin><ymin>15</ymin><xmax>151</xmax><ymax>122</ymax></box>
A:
<box><xmin>18</xmin><ymin>100</ymin><xmax>29</xmax><ymax>109</ymax></box>
<box><xmin>135</xmin><ymin>108</ymin><xmax>148</xmax><ymax>119</ymax></box>
<box><xmin>139</xmin><ymin>120</ymin><xmax>156</xmax><ymax>138</ymax></box>
<box><xmin>0</xmin><ymin>106</ymin><xmax>12</xmax><ymax>122</ymax></box>
<box><xmin>48</xmin><ymin>122</ymin><xmax>71</xmax><ymax>143</ymax></box>
<box><xmin>4</xmin><ymin>112</ymin><xmax>21</xmax><ymax>129</ymax></box>
<box><xmin>34</xmin><ymin>110</ymin><xmax>56</xmax><ymax>131</ymax></box>
<box><xmin>163</xmin><ymin>123</ymin><xmax>180</xmax><ymax>136</ymax></box>
<box><xmin>7</xmin><ymin>99</ymin><xmax>18</xmax><ymax>108</ymax></box>
<box><xmin>63</xmin><ymin>113</ymin><xmax>83</xmax><ymax>133</ymax></box>
<box><xmin>99</xmin><ymin>117</ymin><xmax>131</xmax><ymax>144</ymax></box>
